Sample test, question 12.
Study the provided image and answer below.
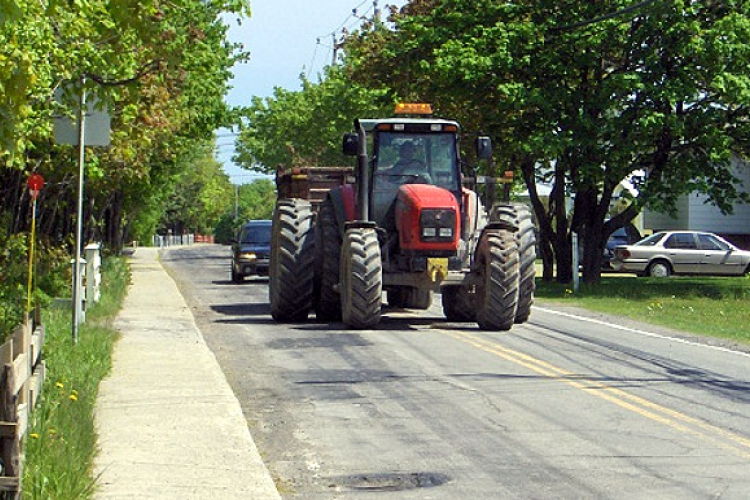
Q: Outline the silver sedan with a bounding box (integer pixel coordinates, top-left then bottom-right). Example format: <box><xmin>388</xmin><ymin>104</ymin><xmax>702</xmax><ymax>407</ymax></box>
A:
<box><xmin>611</xmin><ymin>231</ymin><xmax>750</xmax><ymax>277</ymax></box>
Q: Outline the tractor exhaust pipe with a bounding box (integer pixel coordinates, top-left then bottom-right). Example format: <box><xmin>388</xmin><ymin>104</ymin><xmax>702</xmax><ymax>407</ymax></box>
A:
<box><xmin>355</xmin><ymin>119</ymin><xmax>369</xmax><ymax>221</ymax></box>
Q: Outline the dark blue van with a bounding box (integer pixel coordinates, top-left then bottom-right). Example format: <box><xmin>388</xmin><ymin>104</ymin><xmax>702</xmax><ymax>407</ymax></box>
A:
<box><xmin>231</xmin><ymin>220</ymin><xmax>272</xmax><ymax>282</ymax></box>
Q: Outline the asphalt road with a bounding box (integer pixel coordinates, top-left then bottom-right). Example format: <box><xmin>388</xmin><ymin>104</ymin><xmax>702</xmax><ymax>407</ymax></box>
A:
<box><xmin>161</xmin><ymin>244</ymin><xmax>750</xmax><ymax>499</ymax></box>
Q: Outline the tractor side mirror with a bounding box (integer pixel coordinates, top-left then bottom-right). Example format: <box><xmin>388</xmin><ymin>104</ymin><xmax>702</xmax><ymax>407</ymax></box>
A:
<box><xmin>342</xmin><ymin>133</ymin><xmax>359</xmax><ymax>156</ymax></box>
<box><xmin>475</xmin><ymin>136</ymin><xmax>493</xmax><ymax>159</ymax></box>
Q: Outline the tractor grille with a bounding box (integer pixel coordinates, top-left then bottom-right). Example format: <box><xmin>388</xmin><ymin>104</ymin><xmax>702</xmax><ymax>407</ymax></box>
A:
<box><xmin>419</xmin><ymin>209</ymin><xmax>456</xmax><ymax>243</ymax></box>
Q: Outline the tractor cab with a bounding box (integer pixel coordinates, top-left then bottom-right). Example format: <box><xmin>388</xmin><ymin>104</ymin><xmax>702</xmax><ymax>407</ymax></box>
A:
<box><xmin>343</xmin><ymin>104</ymin><xmax>466</xmax><ymax>233</ymax></box>
<box><xmin>368</xmin><ymin>119</ymin><xmax>462</xmax><ymax>233</ymax></box>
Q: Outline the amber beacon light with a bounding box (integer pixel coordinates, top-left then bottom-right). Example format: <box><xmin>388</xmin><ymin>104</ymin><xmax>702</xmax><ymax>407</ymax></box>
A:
<box><xmin>394</xmin><ymin>103</ymin><xmax>433</xmax><ymax>115</ymax></box>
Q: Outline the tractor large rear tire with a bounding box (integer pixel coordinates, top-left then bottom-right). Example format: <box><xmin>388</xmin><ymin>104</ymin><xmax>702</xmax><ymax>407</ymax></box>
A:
<box><xmin>341</xmin><ymin>227</ymin><xmax>382</xmax><ymax>329</ymax></box>
<box><xmin>269</xmin><ymin>199</ymin><xmax>316</xmax><ymax>322</ymax></box>
<box><xmin>314</xmin><ymin>197</ymin><xmax>342</xmax><ymax>321</ymax></box>
<box><xmin>441</xmin><ymin>285</ymin><xmax>476</xmax><ymax>322</ymax></box>
<box><xmin>492</xmin><ymin>203</ymin><xmax>536</xmax><ymax>323</ymax></box>
<box><xmin>476</xmin><ymin>230</ymin><xmax>519</xmax><ymax>331</ymax></box>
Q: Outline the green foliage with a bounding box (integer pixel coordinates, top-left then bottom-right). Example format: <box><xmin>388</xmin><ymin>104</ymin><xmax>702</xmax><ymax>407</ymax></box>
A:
<box><xmin>213</xmin><ymin>179</ymin><xmax>276</xmax><ymax>243</ymax></box>
<box><xmin>0</xmin><ymin>233</ymin><xmax>71</xmax><ymax>341</ymax></box>
<box><xmin>234</xmin><ymin>66</ymin><xmax>394</xmax><ymax>173</ymax></box>
<box><xmin>1</xmin><ymin>0</ymin><xmax>251</xmax><ymax>253</ymax></box>
<box><xmin>23</xmin><ymin>256</ymin><xmax>129</xmax><ymax>499</ymax></box>
<box><xmin>238</xmin><ymin>179</ymin><xmax>276</xmax><ymax>220</ymax></box>
<box><xmin>163</xmin><ymin>149</ymin><xmax>234</xmax><ymax>235</ymax></box>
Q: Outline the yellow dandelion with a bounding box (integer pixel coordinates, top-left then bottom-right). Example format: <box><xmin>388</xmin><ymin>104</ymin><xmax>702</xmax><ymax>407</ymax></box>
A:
<box><xmin>69</xmin><ymin>394</ymin><xmax>78</xmax><ymax>402</ymax></box>
<box><xmin>30</xmin><ymin>433</ymin><xmax>39</xmax><ymax>439</ymax></box>
<box><xmin>55</xmin><ymin>382</ymin><xmax>64</xmax><ymax>389</ymax></box>
<box><xmin>48</xmin><ymin>428</ymin><xmax>56</xmax><ymax>435</ymax></box>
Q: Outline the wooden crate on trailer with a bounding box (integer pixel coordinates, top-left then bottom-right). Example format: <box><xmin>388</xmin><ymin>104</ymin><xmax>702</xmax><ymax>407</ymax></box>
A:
<box><xmin>275</xmin><ymin>165</ymin><xmax>353</xmax><ymax>210</ymax></box>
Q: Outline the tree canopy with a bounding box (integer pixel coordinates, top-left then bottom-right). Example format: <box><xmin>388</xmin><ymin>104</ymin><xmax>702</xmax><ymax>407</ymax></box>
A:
<box><xmin>1</xmin><ymin>0</ymin><xmax>250</xmax><ymax>249</ymax></box>
<box><xmin>233</xmin><ymin>66</ymin><xmax>394</xmax><ymax>174</ymax></box>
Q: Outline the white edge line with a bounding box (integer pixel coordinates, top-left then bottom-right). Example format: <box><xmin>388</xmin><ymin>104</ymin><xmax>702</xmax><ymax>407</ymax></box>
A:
<box><xmin>533</xmin><ymin>306</ymin><xmax>750</xmax><ymax>359</ymax></box>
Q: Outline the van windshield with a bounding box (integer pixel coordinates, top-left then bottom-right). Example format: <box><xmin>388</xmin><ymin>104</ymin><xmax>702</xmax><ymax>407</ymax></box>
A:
<box><xmin>241</xmin><ymin>225</ymin><xmax>272</xmax><ymax>244</ymax></box>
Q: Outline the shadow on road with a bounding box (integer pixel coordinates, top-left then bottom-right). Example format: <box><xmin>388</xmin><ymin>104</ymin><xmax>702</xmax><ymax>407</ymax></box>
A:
<box><xmin>212</xmin><ymin>278</ymin><xmax>270</xmax><ymax>286</ymax></box>
<box><xmin>211</xmin><ymin>303</ymin><xmax>270</xmax><ymax>317</ymax></box>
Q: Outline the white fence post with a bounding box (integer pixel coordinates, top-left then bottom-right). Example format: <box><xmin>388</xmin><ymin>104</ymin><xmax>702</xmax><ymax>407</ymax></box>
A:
<box><xmin>71</xmin><ymin>258</ymin><xmax>86</xmax><ymax>323</ymax></box>
<box><xmin>84</xmin><ymin>243</ymin><xmax>101</xmax><ymax>307</ymax></box>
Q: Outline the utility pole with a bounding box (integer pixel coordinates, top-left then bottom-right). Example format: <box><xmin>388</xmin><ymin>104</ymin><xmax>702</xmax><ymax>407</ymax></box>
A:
<box><xmin>373</xmin><ymin>0</ymin><xmax>382</xmax><ymax>30</ymax></box>
<box><xmin>332</xmin><ymin>33</ymin><xmax>338</xmax><ymax>66</ymax></box>
<box><xmin>72</xmin><ymin>76</ymin><xmax>86</xmax><ymax>344</ymax></box>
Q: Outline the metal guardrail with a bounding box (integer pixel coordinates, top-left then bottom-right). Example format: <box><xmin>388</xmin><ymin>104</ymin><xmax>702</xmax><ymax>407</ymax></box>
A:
<box><xmin>153</xmin><ymin>233</ymin><xmax>195</xmax><ymax>247</ymax></box>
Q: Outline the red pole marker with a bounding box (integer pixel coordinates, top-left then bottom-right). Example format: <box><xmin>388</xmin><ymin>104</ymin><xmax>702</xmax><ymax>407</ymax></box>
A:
<box><xmin>27</xmin><ymin>173</ymin><xmax>45</xmax><ymax>199</ymax></box>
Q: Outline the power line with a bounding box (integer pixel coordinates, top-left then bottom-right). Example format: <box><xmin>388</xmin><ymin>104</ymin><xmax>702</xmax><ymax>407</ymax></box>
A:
<box><xmin>307</xmin><ymin>0</ymin><xmax>383</xmax><ymax>75</ymax></box>
<box><xmin>549</xmin><ymin>0</ymin><xmax>657</xmax><ymax>32</ymax></box>
<box><xmin>315</xmin><ymin>0</ymin><xmax>369</xmax><ymax>40</ymax></box>
<box><xmin>307</xmin><ymin>41</ymin><xmax>320</xmax><ymax>78</ymax></box>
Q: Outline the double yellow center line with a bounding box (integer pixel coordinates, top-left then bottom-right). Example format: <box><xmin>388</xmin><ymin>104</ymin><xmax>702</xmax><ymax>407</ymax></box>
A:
<box><xmin>444</xmin><ymin>330</ymin><xmax>750</xmax><ymax>460</ymax></box>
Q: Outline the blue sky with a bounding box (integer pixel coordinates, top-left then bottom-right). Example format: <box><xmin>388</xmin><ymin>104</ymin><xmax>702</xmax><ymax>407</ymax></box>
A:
<box><xmin>217</xmin><ymin>1</ymin><xmax>405</xmax><ymax>184</ymax></box>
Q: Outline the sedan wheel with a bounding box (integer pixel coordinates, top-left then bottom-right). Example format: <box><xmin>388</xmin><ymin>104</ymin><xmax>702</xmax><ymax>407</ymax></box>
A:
<box><xmin>648</xmin><ymin>260</ymin><xmax>671</xmax><ymax>278</ymax></box>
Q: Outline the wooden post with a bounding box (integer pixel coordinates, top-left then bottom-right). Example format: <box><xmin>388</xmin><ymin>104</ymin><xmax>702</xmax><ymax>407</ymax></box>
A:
<box><xmin>0</xmin><ymin>364</ymin><xmax>20</xmax><ymax>498</ymax></box>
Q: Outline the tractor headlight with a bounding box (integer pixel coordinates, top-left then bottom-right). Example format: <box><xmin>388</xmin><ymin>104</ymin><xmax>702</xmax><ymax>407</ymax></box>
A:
<box><xmin>420</xmin><ymin>209</ymin><xmax>456</xmax><ymax>242</ymax></box>
<box><xmin>240</xmin><ymin>252</ymin><xmax>257</xmax><ymax>261</ymax></box>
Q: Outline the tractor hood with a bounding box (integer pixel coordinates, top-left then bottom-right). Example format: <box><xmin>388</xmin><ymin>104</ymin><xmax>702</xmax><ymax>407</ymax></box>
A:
<box><xmin>395</xmin><ymin>184</ymin><xmax>461</xmax><ymax>254</ymax></box>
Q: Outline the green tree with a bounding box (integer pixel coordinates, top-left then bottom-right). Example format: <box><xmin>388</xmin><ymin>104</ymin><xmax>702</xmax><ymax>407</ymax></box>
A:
<box><xmin>238</xmin><ymin>178</ymin><xmax>276</xmax><ymax>220</ymax></box>
<box><xmin>213</xmin><ymin>178</ymin><xmax>276</xmax><ymax>243</ymax></box>
<box><xmin>1</xmin><ymin>0</ymin><xmax>251</xmax><ymax>250</ymax></box>
<box><xmin>346</xmin><ymin>0</ymin><xmax>750</xmax><ymax>282</ymax></box>
<box><xmin>234</xmin><ymin>66</ymin><xmax>394</xmax><ymax>173</ymax></box>
<box><xmin>163</xmin><ymin>148</ymin><xmax>234</xmax><ymax>236</ymax></box>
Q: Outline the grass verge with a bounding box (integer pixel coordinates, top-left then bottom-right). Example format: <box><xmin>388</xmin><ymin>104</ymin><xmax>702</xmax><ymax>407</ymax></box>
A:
<box><xmin>535</xmin><ymin>274</ymin><xmax>750</xmax><ymax>344</ymax></box>
<box><xmin>22</xmin><ymin>256</ymin><xmax>130</xmax><ymax>499</ymax></box>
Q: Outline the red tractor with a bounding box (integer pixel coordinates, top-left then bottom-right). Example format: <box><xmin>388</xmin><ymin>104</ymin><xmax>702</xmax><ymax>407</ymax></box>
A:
<box><xmin>269</xmin><ymin>104</ymin><xmax>536</xmax><ymax>330</ymax></box>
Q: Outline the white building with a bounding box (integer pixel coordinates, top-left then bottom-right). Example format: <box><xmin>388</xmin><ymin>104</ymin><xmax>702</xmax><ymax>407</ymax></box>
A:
<box><xmin>644</xmin><ymin>156</ymin><xmax>750</xmax><ymax>249</ymax></box>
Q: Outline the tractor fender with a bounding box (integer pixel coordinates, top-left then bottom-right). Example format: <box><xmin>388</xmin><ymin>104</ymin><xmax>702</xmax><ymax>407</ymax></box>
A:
<box><xmin>328</xmin><ymin>185</ymin><xmax>357</xmax><ymax>239</ymax></box>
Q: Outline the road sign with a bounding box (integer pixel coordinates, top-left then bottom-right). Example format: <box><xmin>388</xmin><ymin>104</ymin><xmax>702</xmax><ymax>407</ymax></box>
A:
<box><xmin>53</xmin><ymin>87</ymin><xmax>111</xmax><ymax>146</ymax></box>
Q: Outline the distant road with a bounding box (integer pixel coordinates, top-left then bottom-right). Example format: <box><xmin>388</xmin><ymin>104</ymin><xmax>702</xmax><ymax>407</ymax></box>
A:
<box><xmin>162</xmin><ymin>244</ymin><xmax>750</xmax><ymax>499</ymax></box>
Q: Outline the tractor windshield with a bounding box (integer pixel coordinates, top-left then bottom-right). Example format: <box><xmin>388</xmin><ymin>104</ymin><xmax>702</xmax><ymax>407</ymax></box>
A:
<box><xmin>372</xmin><ymin>132</ymin><xmax>460</xmax><ymax>227</ymax></box>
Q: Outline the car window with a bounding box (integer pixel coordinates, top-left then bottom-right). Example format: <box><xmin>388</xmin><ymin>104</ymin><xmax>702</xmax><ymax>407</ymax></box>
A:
<box><xmin>664</xmin><ymin>233</ymin><xmax>697</xmax><ymax>250</ymax></box>
<box><xmin>635</xmin><ymin>232</ymin><xmax>665</xmax><ymax>247</ymax></box>
<box><xmin>698</xmin><ymin>234</ymin><xmax>730</xmax><ymax>251</ymax></box>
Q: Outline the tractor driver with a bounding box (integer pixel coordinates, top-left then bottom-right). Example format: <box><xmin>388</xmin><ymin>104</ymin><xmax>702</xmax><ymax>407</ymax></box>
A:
<box><xmin>392</xmin><ymin>141</ymin><xmax>425</xmax><ymax>176</ymax></box>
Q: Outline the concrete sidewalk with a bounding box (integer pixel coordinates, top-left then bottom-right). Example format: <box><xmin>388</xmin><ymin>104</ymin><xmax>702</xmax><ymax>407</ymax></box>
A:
<box><xmin>93</xmin><ymin>247</ymin><xmax>280</xmax><ymax>499</ymax></box>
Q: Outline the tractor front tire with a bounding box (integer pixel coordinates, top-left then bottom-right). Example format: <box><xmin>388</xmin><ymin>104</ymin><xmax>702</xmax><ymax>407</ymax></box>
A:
<box><xmin>269</xmin><ymin>199</ymin><xmax>316</xmax><ymax>322</ymax></box>
<box><xmin>476</xmin><ymin>230</ymin><xmax>519</xmax><ymax>331</ymax></box>
<box><xmin>341</xmin><ymin>227</ymin><xmax>382</xmax><ymax>329</ymax></box>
